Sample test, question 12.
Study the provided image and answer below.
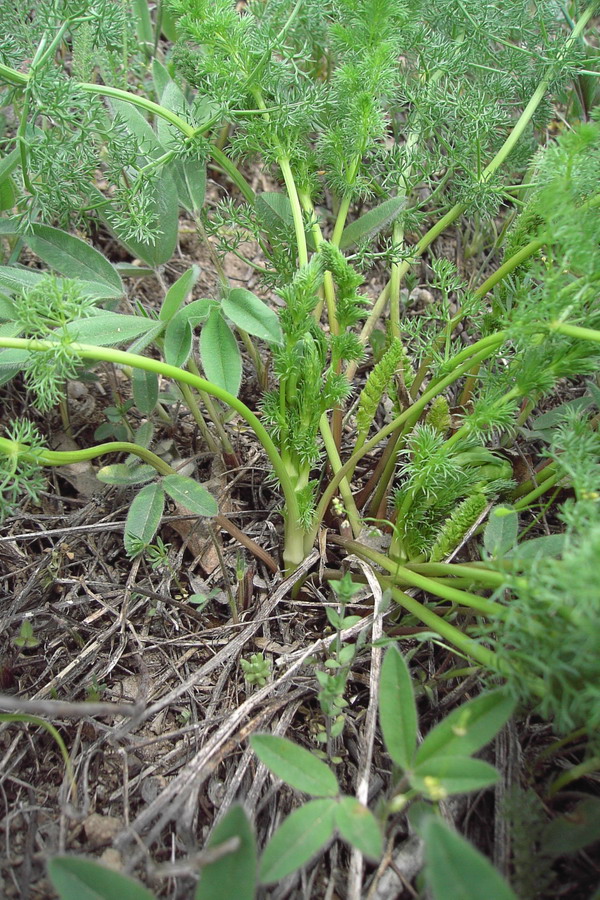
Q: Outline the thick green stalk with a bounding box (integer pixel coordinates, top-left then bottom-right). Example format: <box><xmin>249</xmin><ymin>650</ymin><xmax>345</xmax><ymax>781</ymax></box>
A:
<box><xmin>384</xmin><ymin>582</ymin><xmax>505</xmax><ymax>671</ymax></box>
<box><xmin>0</xmin><ymin>437</ymin><xmax>173</xmax><ymax>474</ymax></box>
<box><xmin>278</xmin><ymin>156</ymin><xmax>308</xmax><ymax>267</ymax></box>
<box><xmin>337</xmin><ymin>537</ymin><xmax>507</xmax><ymax>620</ymax></box>
<box><xmin>550</xmin><ymin>321</ymin><xmax>600</xmax><ymax>343</ymax></box>
<box><xmin>319</xmin><ymin>413</ymin><xmax>361</xmax><ymax>537</ymax></box>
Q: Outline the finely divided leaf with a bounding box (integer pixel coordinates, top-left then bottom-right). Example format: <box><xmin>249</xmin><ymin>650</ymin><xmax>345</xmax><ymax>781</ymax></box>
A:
<box><xmin>195</xmin><ymin>805</ymin><xmax>257</xmax><ymax>900</ymax></box>
<box><xmin>379</xmin><ymin>645</ymin><xmax>417</xmax><ymax>770</ymax></box>
<box><xmin>0</xmin><ymin>266</ymin><xmax>118</xmax><ymax>301</ymax></box>
<box><xmin>47</xmin><ymin>856</ymin><xmax>156</xmax><ymax>900</ymax></box>
<box><xmin>259</xmin><ymin>799</ymin><xmax>337</xmax><ymax>885</ymax></box>
<box><xmin>423</xmin><ymin>819</ymin><xmax>518</xmax><ymax>900</ymax></box>
<box><xmin>250</xmin><ymin>734</ymin><xmax>339</xmax><ymax>797</ymax></box>
<box><xmin>163</xmin><ymin>474</ymin><xmax>218</xmax><ymax>517</ymax></box>
<box><xmin>415</xmin><ymin>690</ymin><xmax>516</xmax><ymax>766</ymax></box>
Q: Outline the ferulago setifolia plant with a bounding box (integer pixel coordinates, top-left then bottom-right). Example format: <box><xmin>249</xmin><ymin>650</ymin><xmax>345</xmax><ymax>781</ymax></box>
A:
<box><xmin>0</xmin><ymin>0</ymin><xmax>600</xmax><ymax>741</ymax></box>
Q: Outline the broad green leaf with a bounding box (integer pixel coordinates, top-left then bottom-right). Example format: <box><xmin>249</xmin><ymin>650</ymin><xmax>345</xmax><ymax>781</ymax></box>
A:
<box><xmin>0</xmin><ymin>295</ymin><xmax>15</xmax><ymax>320</ymax></box>
<box><xmin>26</xmin><ymin>224</ymin><xmax>123</xmax><ymax>295</ymax></box>
<box><xmin>506</xmin><ymin>533</ymin><xmax>566</xmax><ymax>560</ymax></box>
<box><xmin>0</xmin><ymin>147</ymin><xmax>20</xmax><ymax>183</ymax></box>
<box><xmin>168</xmin><ymin>156</ymin><xmax>207</xmax><ymax>215</ymax></box>
<box><xmin>133</xmin><ymin>421</ymin><xmax>154</xmax><ymax>449</ymax></box>
<box><xmin>127</xmin><ymin>320</ymin><xmax>166</xmax><ymax>355</ymax></box>
<box><xmin>47</xmin><ymin>855</ymin><xmax>156</xmax><ymax>900</ymax></box>
<box><xmin>114</xmin><ymin>263</ymin><xmax>155</xmax><ymax>279</ymax></box>
<box><xmin>132</xmin><ymin>0</ymin><xmax>153</xmax><ymax>48</ymax></box>
<box><xmin>259</xmin><ymin>798</ymin><xmax>336</xmax><ymax>884</ymax></box>
<box><xmin>157</xmin><ymin>84</ymin><xmax>206</xmax><ymax>213</ymax></box>
<box><xmin>334</xmin><ymin>796</ymin><xmax>383</xmax><ymax>860</ymax></box>
<box><xmin>162</xmin><ymin>474</ymin><xmax>218</xmax><ymax>517</ymax></box>
<box><xmin>124</xmin><ymin>482</ymin><xmax>165</xmax><ymax>556</ymax></box>
<box><xmin>96</xmin><ymin>464</ymin><xmax>156</xmax><ymax>486</ymax></box>
<box><xmin>159</xmin><ymin>265</ymin><xmax>201</xmax><ymax>321</ymax></box>
<box><xmin>423</xmin><ymin>819</ymin><xmax>518</xmax><ymax>900</ymax></box>
<box><xmin>0</xmin><ymin>217</ymin><xmax>20</xmax><ymax>235</ymax></box>
<box><xmin>195</xmin><ymin>805</ymin><xmax>257</xmax><ymax>900</ymax></box>
<box><xmin>250</xmin><ymin>734</ymin><xmax>339</xmax><ymax>797</ymax></box>
<box><xmin>0</xmin><ymin>348</ymin><xmax>29</xmax><ymax>376</ymax></box>
<box><xmin>223</xmin><ymin>288</ymin><xmax>283</xmax><ymax>344</ymax></box>
<box><xmin>483</xmin><ymin>506</ymin><xmax>518</xmax><ymax>557</ymax></box>
<box><xmin>379</xmin><ymin>645</ymin><xmax>417</xmax><ymax>770</ymax></box>
<box><xmin>0</xmin><ymin>266</ymin><xmax>118</xmax><ymax>300</ymax></box>
<box><xmin>110</xmin><ymin>99</ymin><xmax>163</xmax><ymax>160</ymax></box>
<box><xmin>200</xmin><ymin>309</ymin><xmax>241</xmax><ymax>396</ymax></box>
<box><xmin>97</xmin><ymin>168</ymin><xmax>179</xmax><ymax>267</ymax></box>
<box><xmin>415</xmin><ymin>690</ymin><xmax>515</xmax><ymax>766</ymax></box>
<box><xmin>542</xmin><ymin>797</ymin><xmax>600</xmax><ymax>857</ymax></box>
<box><xmin>152</xmin><ymin>58</ymin><xmax>172</xmax><ymax>100</ymax></box>
<box><xmin>163</xmin><ymin>298</ymin><xmax>212</xmax><ymax>367</ymax></box>
<box><xmin>339</xmin><ymin>197</ymin><xmax>405</xmax><ymax>251</ymax></box>
<box><xmin>0</xmin><ymin>175</ymin><xmax>16</xmax><ymax>211</ymax></box>
<box><xmin>132</xmin><ymin>368</ymin><xmax>158</xmax><ymax>415</ymax></box>
<box><xmin>411</xmin><ymin>756</ymin><xmax>499</xmax><ymax>798</ymax></box>
<box><xmin>65</xmin><ymin>313</ymin><xmax>157</xmax><ymax>346</ymax></box>
<box><xmin>164</xmin><ymin>316</ymin><xmax>193</xmax><ymax>367</ymax></box>
<box><xmin>255</xmin><ymin>192</ymin><xmax>294</xmax><ymax>235</ymax></box>
<box><xmin>160</xmin><ymin>5</ymin><xmax>179</xmax><ymax>41</ymax></box>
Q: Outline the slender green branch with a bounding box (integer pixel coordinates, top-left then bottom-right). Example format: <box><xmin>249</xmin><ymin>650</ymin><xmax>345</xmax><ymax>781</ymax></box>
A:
<box><xmin>0</xmin><ymin>336</ymin><xmax>300</xmax><ymax>527</ymax></box>
<box><xmin>319</xmin><ymin>413</ymin><xmax>361</xmax><ymax>537</ymax></box>
<box><xmin>311</xmin><ymin>342</ymin><xmax>505</xmax><ymax>545</ymax></box>
<box><xmin>278</xmin><ymin>156</ymin><xmax>308</xmax><ymax>267</ymax></box>
<box><xmin>335</xmin><ymin>536</ymin><xmax>507</xmax><ymax>619</ymax></box>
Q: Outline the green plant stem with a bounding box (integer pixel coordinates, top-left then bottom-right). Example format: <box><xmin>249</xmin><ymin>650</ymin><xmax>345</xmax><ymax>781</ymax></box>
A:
<box><xmin>312</xmin><ymin>342</ymin><xmax>504</xmax><ymax>548</ymax></box>
<box><xmin>186</xmin><ymin>357</ymin><xmax>236</xmax><ymax>456</ymax></box>
<box><xmin>278</xmin><ymin>155</ymin><xmax>308</xmax><ymax>267</ymax></box>
<box><xmin>297</xmin><ymin>188</ymin><xmax>339</xmax><ymax>332</ymax></box>
<box><xmin>513</xmin><ymin>470</ymin><xmax>562</xmax><ymax>511</ymax></box>
<box><xmin>0</xmin><ymin>61</ymin><xmax>256</xmax><ymax>205</ymax></box>
<box><xmin>383</xmin><ymin>581</ymin><xmax>505</xmax><ymax>671</ymax></box>
<box><xmin>319</xmin><ymin>413</ymin><xmax>361</xmax><ymax>538</ymax></box>
<box><xmin>0</xmin><ymin>336</ymin><xmax>301</xmax><ymax>530</ymax></box>
<box><xmin>6</xmin><ymin>438</ymin><xmax>174</xmax><ymax>474</ymax></box>
<box><xmin>334</xmin><ymin>536</ymin><xmax>507</xmax><ymax>620</ymax></box>
<box><xmin>512</xmin><ymin>460</ymin><xmax>557</xmax><ymax>499</ymax></box>
<box><xmin>548</xmin><ymin>757</ymin><xmax>600</xmax><ymax>796</ymax></box>
<box><xmin>404</xmin><ymin>561</ymin><xmax>506</xmax><ymax>588</ymax></box>
<box><xmin>475</xmin><ymin>237</ymin><xmax>544</xmax><ymax>296</ymax></box>
<box><xmin>366</xmin><ymin>425</ymin><xmax>408</xmax><ymax>519</ymax></box>
<box><xmin>178</xmin><ymin>382</ymin><xmax>221</xmax><ymax>455</ymax></box>
<box><xmin>549</xmin><ymin>321</ymin><xmax>600</xmax><ymax>343</ymax></box>
<box><xmin>389</xmin><ymin>220</ymin><xmax>403</xmax><ymax>339</ymax></box>
<box><xmin>343</xmin><ymin>3</ymin><xmax>594</xmax><ymax>387</ymax></box>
